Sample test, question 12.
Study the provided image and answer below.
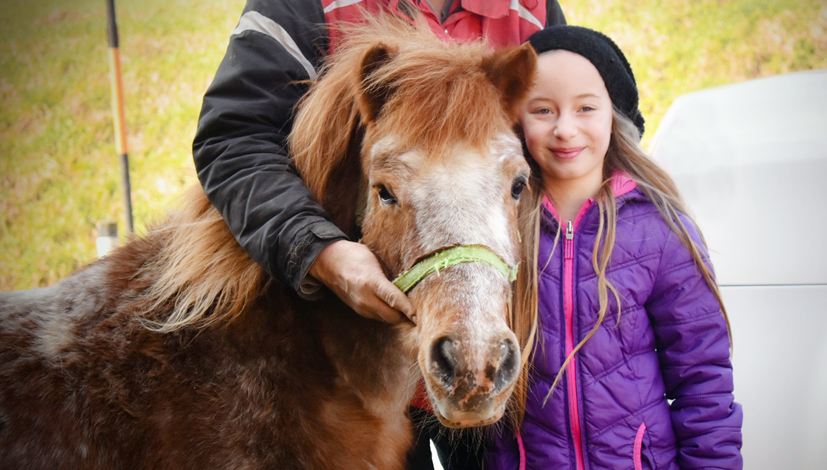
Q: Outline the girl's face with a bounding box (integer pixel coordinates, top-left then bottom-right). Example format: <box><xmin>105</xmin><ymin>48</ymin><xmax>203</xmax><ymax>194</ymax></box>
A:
<box><xmin>520</xmin><ymin>50</ymin><xmax>613</xmax><ymax>196</ymax></box>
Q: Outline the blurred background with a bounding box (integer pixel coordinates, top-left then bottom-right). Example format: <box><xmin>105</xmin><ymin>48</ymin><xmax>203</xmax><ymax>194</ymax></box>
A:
<box><xmin>1</xmin><ymin>0</ymin><xmax>826</xmax><ymax>291</ymax></box>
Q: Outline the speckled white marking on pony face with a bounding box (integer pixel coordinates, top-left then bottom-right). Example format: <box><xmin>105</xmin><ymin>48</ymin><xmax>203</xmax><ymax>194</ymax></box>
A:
<box><xmin>409</xmin><ymin>133</ymin><xmax>525</xmax><ymax>266</ymax></box>
<box><xmin>364</xmin><ymin>133</ymin><xmax>527</xmax><ymax>271</ymax></box>
<box><xmin>363</xmin><ymin>132</ymin><xmax>527</xmax><ymax>427</ymax></box>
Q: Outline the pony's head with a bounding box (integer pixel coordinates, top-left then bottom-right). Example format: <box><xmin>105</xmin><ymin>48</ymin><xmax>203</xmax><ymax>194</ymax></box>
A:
<box><xmin>291</xmin><ymin>17</ymin><xmax>536</xmax><ymax>428</ymax></box>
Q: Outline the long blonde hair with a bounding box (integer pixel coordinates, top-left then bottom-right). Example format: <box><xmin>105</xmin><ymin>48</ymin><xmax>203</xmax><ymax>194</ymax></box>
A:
<box><xmin>508</xmin><ymin>108</ymin><xmax>732</xmax><ymax>430</ymax></box>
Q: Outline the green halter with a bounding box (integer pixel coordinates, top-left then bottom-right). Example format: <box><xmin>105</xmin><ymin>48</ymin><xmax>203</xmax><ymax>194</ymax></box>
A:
<box><xmin>392</xmin><ymin>245</ymin><xmax>519</xmax><ymax>293</ymax></box>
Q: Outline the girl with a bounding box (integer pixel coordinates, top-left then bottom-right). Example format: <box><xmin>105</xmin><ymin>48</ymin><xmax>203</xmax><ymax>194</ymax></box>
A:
<box><xmin>485</xmin><ymin>26</ymin><xmax>744</xmax><ymax>470</ymax></box>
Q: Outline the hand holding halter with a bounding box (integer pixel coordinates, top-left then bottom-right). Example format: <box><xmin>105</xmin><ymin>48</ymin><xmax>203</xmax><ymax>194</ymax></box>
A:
<box><xmin>309</xmin><ymin>240</ymin><xmax>414</xmax><ymax>324</ymax></box>
<box><xmin>310</xmin><ymin>242</ymin><xmax>518</xmax><ymax>325</ymax></box>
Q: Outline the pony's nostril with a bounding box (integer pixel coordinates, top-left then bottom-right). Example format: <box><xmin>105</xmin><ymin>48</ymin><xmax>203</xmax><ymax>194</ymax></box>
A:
<box><xmin>430</xmin><ymin>336</ymin><xmax>458</xmax><ymax>388</ymax></box>
<box><xmin>493</xmin><ymin>339</ymin><xmax>519</xmax><ymax>392</ymax></box>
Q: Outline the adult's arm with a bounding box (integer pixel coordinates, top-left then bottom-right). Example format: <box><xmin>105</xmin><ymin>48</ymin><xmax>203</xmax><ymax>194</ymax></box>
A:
<box><xmin>193</xmin><ymin>0</ymin><xmax>340</xmax><ymax>297</ymax></box>
<box><xmin>647</xmin><ymin>217</ymin><xmax>743</xmax><ymax>469</ymax></box>
<box><xmin>193</xmin><ymin>0</ymin><xmax>411</xmax><ymax>323</ymax></box>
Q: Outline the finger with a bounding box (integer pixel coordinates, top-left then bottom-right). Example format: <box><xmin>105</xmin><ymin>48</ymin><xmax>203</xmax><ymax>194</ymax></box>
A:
<box><xmin>373</xmin><ymin>279</ymin><xmax>415</xmax><ymax>324</ymax></box>
<box><xmin>373</xmin><ymin>303</ymin><xmax>407</xmax><ymax>324</ymax></box>
<box><xmin>350</xmin><ymin>285</ymin><xmax>403</xmax><ymax>324</ymax></box>
<box><xmin>346</xmin><ymin>297</ymin><xmax>383</xmax><ymax>322</ymax></box>
<box><xmin>337</xmin><ymin>286</ymin><xmax>385</xmax><ymax>323</ymax></box>
<box><xmin>337</xmin><ymin>280</ymin><xmax>398</xmax><ymax>324</ymax></box>
<box><xmin>390</xmin><ymin>290</ymin><xmax>414</xmax><ymax>322</ymax></box>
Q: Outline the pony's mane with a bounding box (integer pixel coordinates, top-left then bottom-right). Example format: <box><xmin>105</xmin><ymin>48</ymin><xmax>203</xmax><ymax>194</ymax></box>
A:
<box><xmin>130</xmin><ymin>187</ymin><xmax>268</xmax><ymax>332</ymax></box>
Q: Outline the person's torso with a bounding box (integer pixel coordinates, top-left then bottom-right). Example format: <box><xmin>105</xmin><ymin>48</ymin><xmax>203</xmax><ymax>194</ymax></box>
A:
<box><xmin>487</xmin><ymin>185</ymin><xmax>682</xmax><ymax>470</ymax></box>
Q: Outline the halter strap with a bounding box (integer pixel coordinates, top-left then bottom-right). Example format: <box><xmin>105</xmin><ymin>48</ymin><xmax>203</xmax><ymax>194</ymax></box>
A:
<box><xmin>392</xmin><ymin>245</ymin><xmax>519</xmax><ymax>293</ymax></box>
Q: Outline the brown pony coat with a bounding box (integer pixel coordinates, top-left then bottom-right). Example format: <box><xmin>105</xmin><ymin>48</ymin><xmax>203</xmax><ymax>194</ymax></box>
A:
<box><xmin>0</xmin><ymin>192</ymin><xmax>414</xmax><ymax>469</ymax></box>
<box><xmin>0</xmin><ymin>15</ymin><xmax>536</xmax><ymax>470</ymax></box>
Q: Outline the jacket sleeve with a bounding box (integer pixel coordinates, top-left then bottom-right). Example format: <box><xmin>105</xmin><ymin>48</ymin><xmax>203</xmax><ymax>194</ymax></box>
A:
<box><xmin>646</xmin><ymin>216</ymin><xmax>743</xmax><ymax>469</ymax></box>
<box><xmin>546</xmin><ymin>0</ymin><xmax>567</xmax><ymax>26</ymax></box>
<box><xmin>192</xmin><ymin>0</ymin><xmax>347</xmax><ymax>298</ymax></box>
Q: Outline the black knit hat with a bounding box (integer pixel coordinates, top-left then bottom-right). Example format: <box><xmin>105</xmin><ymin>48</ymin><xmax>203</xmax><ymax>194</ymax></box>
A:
<box><xmin>527</xmin><ymin>26</ymin><xmax>645</xmax><ymax>138</ymax></box>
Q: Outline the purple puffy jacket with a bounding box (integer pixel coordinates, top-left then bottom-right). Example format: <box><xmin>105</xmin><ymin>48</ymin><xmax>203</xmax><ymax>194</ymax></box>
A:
<box><xmin>485</xmin><ymin>176</ymin><xmax>743</xmax><ymax>470</ymax></box>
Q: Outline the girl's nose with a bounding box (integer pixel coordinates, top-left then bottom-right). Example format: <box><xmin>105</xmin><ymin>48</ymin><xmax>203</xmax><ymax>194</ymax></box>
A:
<box><xmin>552</xmin><ymin>112</ymin><xmax>576</xmax><ymax>140</ymax></box>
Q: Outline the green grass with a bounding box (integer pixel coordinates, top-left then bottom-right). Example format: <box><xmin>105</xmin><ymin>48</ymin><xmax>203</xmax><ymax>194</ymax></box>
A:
<box><xmin>1</xmin><ymin>0</ymin><xmax>825</xmax><ymax>291</ymax></box>
<box><xmin>0</xmin><ymin>0</ymin><xmax>244</xmax><ymax>290</ymax></box>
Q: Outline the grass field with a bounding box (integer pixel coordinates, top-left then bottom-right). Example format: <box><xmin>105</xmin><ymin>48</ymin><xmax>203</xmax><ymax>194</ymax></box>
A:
<box><xmin>1</xmin><ymin>0</ymin><xmax>826</xmax><ymax>291</ymax></box>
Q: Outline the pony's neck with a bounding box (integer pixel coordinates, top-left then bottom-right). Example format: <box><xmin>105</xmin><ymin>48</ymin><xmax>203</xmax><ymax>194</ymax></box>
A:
<box><xmin>316</xmin><ymin>300</ymin><xmax>420</xmax><ymax>412</ymax></box>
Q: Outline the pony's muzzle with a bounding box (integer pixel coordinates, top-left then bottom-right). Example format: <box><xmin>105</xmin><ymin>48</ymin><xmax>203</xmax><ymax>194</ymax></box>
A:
<box><xmin>426</xmin><ymin>333</ymin><xmax>520</xmax><ymax>427</ymax></box>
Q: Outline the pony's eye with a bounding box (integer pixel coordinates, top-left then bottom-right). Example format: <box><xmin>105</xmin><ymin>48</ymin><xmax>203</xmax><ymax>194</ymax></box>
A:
<box><xmin>377</xmin><ymin>185</ymin><xmax>397</xmax><ymax>205</ymax></box>
<box><xmin>511</xmin><ymin>177</ymin><xmax>528</xmax><ymax>200</ymax></box>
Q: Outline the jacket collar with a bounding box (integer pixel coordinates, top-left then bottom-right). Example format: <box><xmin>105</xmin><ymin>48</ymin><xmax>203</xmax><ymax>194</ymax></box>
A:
<box><xmin>609</xmin><ymin>172</ymin><xmax>638</xmax><ymax>198</ymax></box>
<box><xmin>417</xmin><ymin>0</ymin><xmax>540</xmax><ymax>19</ymax></box>
<box><xmin>542</xmin><ymin>172</ymin><xmax>640</xmax><ymax>223</ymax></box>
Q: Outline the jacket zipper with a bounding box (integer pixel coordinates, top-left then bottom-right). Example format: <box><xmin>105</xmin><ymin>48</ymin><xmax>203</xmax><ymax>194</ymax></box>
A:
<box><xmin>564</xmin><ymin>219</ymin><xmax>586</xmax><ymax>470</ymax></box>
<box><xmin>541</xmin><ymin>182</ymin><xmax>636</xmax><ymax>469</ymax></box>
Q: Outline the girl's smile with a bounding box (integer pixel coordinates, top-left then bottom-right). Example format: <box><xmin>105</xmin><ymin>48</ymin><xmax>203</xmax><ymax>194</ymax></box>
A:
<box><xmin>550</xmin><ymin>146</ymin><xmax>585</xmax><ymax>160</ymax></box>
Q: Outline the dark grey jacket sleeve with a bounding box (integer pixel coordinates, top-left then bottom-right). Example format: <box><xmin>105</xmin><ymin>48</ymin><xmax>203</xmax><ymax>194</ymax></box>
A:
<box><xmin>192</xmin><ymin>0</ymin><xmax>346</xmax><ymax>298</ymax></box>
<box><xmin>546</xmin><ymin>0</ymin><xmax>567</xmax><ymax>26</ymax></box>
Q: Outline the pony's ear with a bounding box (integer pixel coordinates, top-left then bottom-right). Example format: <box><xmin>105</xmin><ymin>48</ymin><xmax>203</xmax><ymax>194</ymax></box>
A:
<box><xmin>481</xmin><ymin>43</ymin><xmax>538</xmax><ymax>121</ymax></box>
<box><xmin>358</xmin><ymin>43</ymin><xmax>398</xmax><ymax>123</ymax></box>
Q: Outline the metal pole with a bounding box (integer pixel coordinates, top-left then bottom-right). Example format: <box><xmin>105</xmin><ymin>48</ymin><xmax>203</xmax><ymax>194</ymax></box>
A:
<box><xmin>106</xmin><ymin>0</ymin><xmax>134</xmax><ymax>234</ymax></box>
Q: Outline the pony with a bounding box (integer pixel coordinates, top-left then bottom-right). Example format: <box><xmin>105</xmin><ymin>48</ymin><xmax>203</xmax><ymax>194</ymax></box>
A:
<box><xmin>0</xmin><ymin>16</ymin><xmax>537</xmax><ymax>470</ymax></box>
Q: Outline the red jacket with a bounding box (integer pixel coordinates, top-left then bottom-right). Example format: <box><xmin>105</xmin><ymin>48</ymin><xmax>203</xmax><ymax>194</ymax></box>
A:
<box><xmin>324</xmin><ymin>0</ymin><xmax>554</xmax><ymax>51</ymax></box>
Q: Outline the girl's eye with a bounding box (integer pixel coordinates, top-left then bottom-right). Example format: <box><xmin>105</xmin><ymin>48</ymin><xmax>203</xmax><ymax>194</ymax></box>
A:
<box><xmin>511</xmin><ymin>176</ymin><xmax>528</xmax><ymax>200</ymax></box>
<box><xmin>580</xmin><ymin>105</ymin><xmax>595</xmax><ymax>112</ymax></box>
<box><xmin>536</xmin><ymin>108</ymin><xmax>551</xmax><ymax>115</ymax></box>
<box><xmin>377</xmin><ymin>185</ymin><xmax>397</xmax><ymax>205</ymax></box>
